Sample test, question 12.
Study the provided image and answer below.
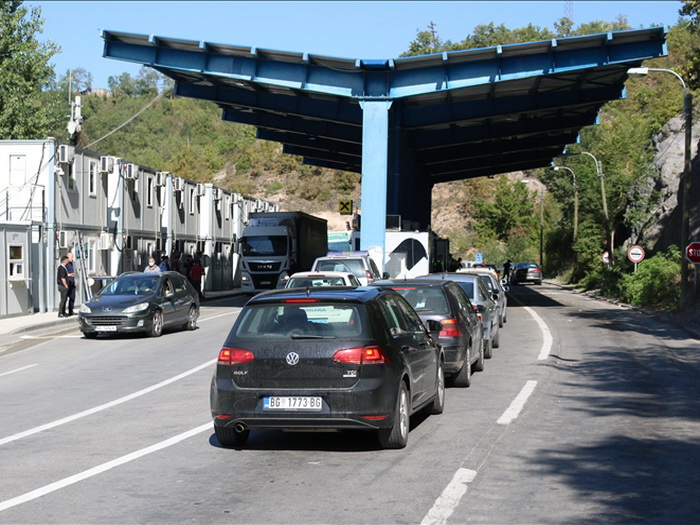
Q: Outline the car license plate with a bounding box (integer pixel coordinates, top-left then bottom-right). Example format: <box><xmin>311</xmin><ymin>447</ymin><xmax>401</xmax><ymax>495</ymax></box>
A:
<box><xmin>263</xmin><ymin>396</ymin><xmax>322</xmax><ymax>411</ymax></box>
<box><xmin>94</xmin><ymin>326</ymin><xmax>117</xmax><ymax>332</ymax></box>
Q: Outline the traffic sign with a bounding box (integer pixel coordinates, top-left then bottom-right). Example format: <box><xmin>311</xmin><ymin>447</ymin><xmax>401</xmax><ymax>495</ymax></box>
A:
<box><xmin>686</xmin><ymin>242</ymin><xmax>700</xmax><ymax>264</ymax></box>
<box><xmin>627</xmin><ymin>245</ymin><xmax>645</xmax><ymax>264</ymax></box>
<box><xmin>475</xmin><ymin>252</ymin><xmax>483</xmax><ymax>264</ymax></box>
<box><xmin>602</xmin><ymin>251</ymin><xmax>610</xmax><ymax>264</ymax></box>
<box><xmin>338</xmin><ymin>199</ymin><xmax>353</xmax><ymax>215</ymax></box>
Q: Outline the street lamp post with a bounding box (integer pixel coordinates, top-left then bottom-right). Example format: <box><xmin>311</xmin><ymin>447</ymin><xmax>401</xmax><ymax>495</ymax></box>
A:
<box><xmin>627</xmin><ymin>67</ymin><xmax>692</xmax><ymax>308</ymax></box>
<box><xmin>522</xmin><ymin>180</ymin><xmax>545</xmax><ymax>267</ymax></box>
<box><xmin>553</xmin><ymin>166</ymin><xmax>578</xmax><ymax>240</ymax></box>
<box><xmin>577</xmin><ymin>151</ymin><xmax>612</xmax><ymax>265</ymax></box>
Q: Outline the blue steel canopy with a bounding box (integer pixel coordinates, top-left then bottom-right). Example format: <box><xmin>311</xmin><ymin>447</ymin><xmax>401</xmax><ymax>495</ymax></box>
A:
<box><xmin>102</xmin><ymin>28</ymin><xmax>666</xmax><ymax>260</ymax></box>
<box><xmin>103</xmin><ymin>28</ymin><xmax>665</xmax><ymax>182</ymax></box>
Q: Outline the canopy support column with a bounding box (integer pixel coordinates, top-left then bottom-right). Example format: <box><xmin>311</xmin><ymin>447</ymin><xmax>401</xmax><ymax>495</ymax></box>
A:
<box><xmin>359</xmin><ymin>99</ymin><xmax>392</xmax><ymax>273</ymax></box>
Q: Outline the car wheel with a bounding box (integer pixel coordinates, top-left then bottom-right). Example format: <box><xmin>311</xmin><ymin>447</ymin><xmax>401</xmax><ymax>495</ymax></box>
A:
<box><xmin>215</xmin><ymin>425</ymin><xmax>250</xmax><ymax>447</ymax></box>
<box><xmin>378</xmin><ymin>382</ymin><xmax>410</xmax><ymax>449</ymax></box>
<box><xmin>451</xmin><ymin>347</ymin><xmax>471</xmax><ymax>388</ymax></box>
<box><xmin>183</xmin><ymin>305</ymin><xmax>198</xmax><ymax>331</ymax></box>
<box><xmin>428</xmin><ymin>361</ymin><xmax>446</xmax><ymax>413</ymax></box>
<box><xmin>148</xmin><ymin>310</ymin><xmax>163</xmax><ymax>337</ymax></box>
<box><xmin>503</xmin><ymin>311</ymin><xmax>507</xmax><ymax>324</ymax></box>
<box><xmin>473</xmin><ymin>339</ymin><xmax>485</xmax><ymax>372</ymax></box>
<box><xmin>82</xmin><ymin>331</ymin><xmax>97</xmax><ymax>339</ymax></box>
<box><xmin>484</xmin><ymin>337</ymin><xmax>493</xmax><ymax>359</ymax></box>
<box><xmin>493</xmin><ymin>327</ymin><xmax>500</xmax><ymax>348</ymax></box>
<box><xmin>499</xmin><ymin>312</ymin><xmax>504</xmax><ymax>327</ymax></box>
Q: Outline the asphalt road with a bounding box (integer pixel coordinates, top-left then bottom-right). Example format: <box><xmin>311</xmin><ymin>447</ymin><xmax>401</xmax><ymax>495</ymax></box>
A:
<box><xmin>0</xmin><ymin>284</ymin><xmax>699</xmax><ymax>524</ymax></box>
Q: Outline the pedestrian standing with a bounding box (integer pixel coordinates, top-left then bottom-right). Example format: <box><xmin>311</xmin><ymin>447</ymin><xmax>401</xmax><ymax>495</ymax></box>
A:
<box><xmin>65</xmin><ymin>251</ymin><xmax>77</xmax><ymax>316</ymax></box>
<box><xmin>159</xmin><ymin>255</ymin><xmax>170</xmax><ymax>272</ymax></box>
<box><xmin>189</xmin><ymin>258</ymin><xmax>205</xmax><ymax>300</ymax></box>
<box><xmin>144</xmin><ymin>256</ymin><xmax>161</xmax><ymax>273</ymax></box>
<box><xmin>57</xmin><ymin>255</ymin><xmax>70</xmax><ymax>317</ymax></box>
<box><xmin>503</xmin><ymin>260</ymin><xmax>512</xmax><ymax>281</ymax></box>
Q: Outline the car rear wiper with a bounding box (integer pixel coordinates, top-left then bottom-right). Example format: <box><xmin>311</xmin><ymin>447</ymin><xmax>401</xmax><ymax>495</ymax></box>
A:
<box><xmin>290</xmin><ymin>334</ymin><xmax>337</xmax><ymax>339</ymax></box>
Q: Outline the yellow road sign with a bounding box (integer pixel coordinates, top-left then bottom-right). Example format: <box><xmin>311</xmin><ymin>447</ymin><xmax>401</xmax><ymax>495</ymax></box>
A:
<box><xmin>338</xmin><ymin>200</ymin><xmax>353</xmax><ymax>215</ymax></box>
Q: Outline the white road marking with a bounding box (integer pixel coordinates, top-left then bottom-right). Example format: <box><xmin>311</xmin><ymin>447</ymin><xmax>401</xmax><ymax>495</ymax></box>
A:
<box><xmin>523</xmin><ymin>306</ymin><xmax>552</xmax><ymax>360</ymax></box>
<box><xmin>0</xmin><ymin>422</ymin><xmax>212</xmax><ymax>513</ymax></box>
<box><xmin>421</xmin><ymin>468</ymin><xmax>477</xmax><ymax>525</ymax></box>
<box><xmin>497</xmin><ymin>380</ymin><xmax>538</xmax><ymax>425</ymax></box>
<box><xmin>19</xmin><ymin>335</ymin><xmax>83</xmax><ymax>339</ymax></box>
<box><xmin>0</xmin><ymin>359</ymin><xmax>216</xmax><ymax>447</ymax></box>
<box><xmin>199</xmin><ymin>311</ymin><xmax>238</xmax><ymax>322</ymax></box>
<box><xmin>0</xmin><ymin>364</ymin><xmax>38</xmax><ymax>377</ymax></box>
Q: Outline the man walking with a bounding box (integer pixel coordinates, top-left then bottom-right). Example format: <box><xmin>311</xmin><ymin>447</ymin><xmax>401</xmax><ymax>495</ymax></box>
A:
<box><xmin>57</xmin><ymin>255</ymin><xmax>70</xmax><ymax>318</ymax></box>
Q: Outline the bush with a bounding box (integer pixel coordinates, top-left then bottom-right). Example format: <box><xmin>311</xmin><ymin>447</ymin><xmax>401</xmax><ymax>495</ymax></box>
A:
<box><xmin>620</xmin><ymin>246</ymin><xmax>681</xmax><ymax>309</ymax></box>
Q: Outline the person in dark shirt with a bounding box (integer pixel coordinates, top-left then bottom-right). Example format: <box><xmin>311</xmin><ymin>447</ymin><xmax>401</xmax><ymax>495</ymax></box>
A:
<box><xmin>65</xmin><ymin>252</ymin><xmax>76</xmax><ymax>315</ymax></box>
<box><xmin>57</xmin><ymin>255</ymin><xmax>70</xmax><ymax>318</ymax></box>
<box><xmin>189</xmin><ymin>259</ymin><xmax>205</xmax><ymax>300</ymax></box>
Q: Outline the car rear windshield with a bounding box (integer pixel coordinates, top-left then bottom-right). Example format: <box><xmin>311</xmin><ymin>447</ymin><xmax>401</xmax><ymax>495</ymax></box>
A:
<box><xmin>391</xmin><ymin>287</ymin><xmax>449</xmax><ymax>315</ymax></box>
<box><xmin>315</xmin><ymin>259</ymin><xmax>364</xmax><ymax>277</ymax></box>
<box><xmin>230</xmin><ymin>302</ymin><xmax>366</xmax><ymax>339</ymax></box>
<box><xmin>287</xmin><ymin>276</ymin><xmax>348</xmax><ymax>288</ymax></box>
<box><xmin>100</xmin><ymin>276</ymin><xmax>159</xmax><ymax>296</ymax></box>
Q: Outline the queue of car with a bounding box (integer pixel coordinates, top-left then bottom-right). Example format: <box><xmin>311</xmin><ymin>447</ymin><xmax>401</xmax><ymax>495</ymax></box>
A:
<box><xmin>209</xmin><ymin>253</ymin><xmax>525</xmax><ymax>450</ymax></box>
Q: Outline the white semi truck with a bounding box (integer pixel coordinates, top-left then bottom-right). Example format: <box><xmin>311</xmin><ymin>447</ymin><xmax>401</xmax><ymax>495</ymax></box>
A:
<box><xmin>239</xmin><ymin>212</ymin><xmax>328</xmax><ymax>293</ymax></box>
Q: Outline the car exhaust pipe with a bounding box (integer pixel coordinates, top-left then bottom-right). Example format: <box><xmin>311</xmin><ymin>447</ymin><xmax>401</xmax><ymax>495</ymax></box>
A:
<box><xmin>234</xmin><ymin>423</ymin><xmax>247</xmax><ymax>433</ymax></box>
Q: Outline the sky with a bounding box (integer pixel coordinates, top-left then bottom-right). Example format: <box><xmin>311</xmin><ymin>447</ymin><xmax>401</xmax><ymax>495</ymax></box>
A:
<box><xmin>30</xmin><ymin>1</ymin><xmax>684</xmax><ymax>89</ymax></box>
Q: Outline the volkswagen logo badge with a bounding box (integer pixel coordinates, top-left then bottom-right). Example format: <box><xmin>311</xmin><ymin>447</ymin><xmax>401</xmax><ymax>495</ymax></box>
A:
<box><xmin>101</xmin><ymin>306</ymin><xmax>112</xmax><ymax>312</ymax></box>
<box><xmin>286</xmin><ymin>352</ymin><xmax>300</xmax><ymax>366</ymax></box>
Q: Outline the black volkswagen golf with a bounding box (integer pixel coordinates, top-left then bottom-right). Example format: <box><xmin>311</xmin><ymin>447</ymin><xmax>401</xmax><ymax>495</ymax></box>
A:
<box><xmin>210</xmin><ymin>287</ymin><xmax>445</xmax><ymax>449</ymax></box>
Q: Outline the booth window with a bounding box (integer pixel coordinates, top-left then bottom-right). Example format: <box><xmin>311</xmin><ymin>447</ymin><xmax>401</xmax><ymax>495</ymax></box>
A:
<box><xmin>8</xmin><ymin>244</ymin><xmax>26</xmax><ymax>280</ymax></box>
<box><xmin>146</xmin><ymin>175</ymin><xmax>154</xmax><ymax>208</ymax></box>
<box><xmin>89</xmin><ymin>161</ymin><xmax>97</xmax><ymax>196</ymax></box>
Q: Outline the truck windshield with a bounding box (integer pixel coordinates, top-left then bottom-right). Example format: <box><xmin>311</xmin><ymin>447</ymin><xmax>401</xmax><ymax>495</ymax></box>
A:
<box><xmin>241</xmin><ymin>236</ymin><xmax>288</xmax><ymax>256</ymax></box>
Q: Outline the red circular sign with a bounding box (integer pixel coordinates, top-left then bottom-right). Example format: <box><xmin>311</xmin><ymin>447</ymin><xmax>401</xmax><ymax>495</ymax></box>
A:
<box><xmin>602</xmin><ymin>251</ymin><xmax>610</xmax><ymax>264</ymax></box>
<box><xmin>686</xmin><ymin>242</ymin><xmax>700</xmax><ymax>264</ymax></box>
<box><xmin>628</xmin><ymin>245</ymin><xmax>645</xmax><ymax>263</ymax></box>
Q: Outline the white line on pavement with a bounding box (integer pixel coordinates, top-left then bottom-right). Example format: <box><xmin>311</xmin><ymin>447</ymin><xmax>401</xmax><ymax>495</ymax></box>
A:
<box><xmin>0</xmin><ymin>364</ymin><xmax>38</xmax><ymax>377</ymax></box>
<box><xmin>497</xmin><ymin>380</ymin><xmax>538</xmax><ymax>425</ymax></box>
<box><xmin>523</xmin><ymin>306</ymin><xmax>552</xmax><ymax>360</ymax></box>
<box><xmin>421</xmin><ymin>468</ymin><xmax>477</xmax><ymax>525</ymax></box>
<box><xmin>0</xmin><ymin>422</ymin><xmax>212</xmax><ymax>513</ymax></box>
<box><xmin>0</xmin><ymin>359</ymin><xmax>216</xmax><ymax>447</ymax></box>
<box><xmin>19</xmin><ymin>335</ymin><xmax>83</xmax><ymax>339</ymax></box>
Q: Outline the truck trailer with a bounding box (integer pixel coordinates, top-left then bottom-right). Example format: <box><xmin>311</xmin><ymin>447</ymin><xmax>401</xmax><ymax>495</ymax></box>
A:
<box><xmin>239</xmin><ymin>212</ymin><xmax>328</xmax><ymax>293</ymax></box>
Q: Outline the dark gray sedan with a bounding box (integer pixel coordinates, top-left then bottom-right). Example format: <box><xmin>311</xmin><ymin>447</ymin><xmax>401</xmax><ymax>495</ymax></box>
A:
<box><xmin>78</xmin><ymin>272</ymin><xmax>200</xmax><ymax>338</ymax></box>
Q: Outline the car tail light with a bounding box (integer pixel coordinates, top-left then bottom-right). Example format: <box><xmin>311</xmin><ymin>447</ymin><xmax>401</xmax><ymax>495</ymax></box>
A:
<box><xmin>360</xmin><ymin>414</ymin><xmax>389</xmax><ymax>421</ymax></box>
<box><xmin>333</xmin><ymin>345</ymin><xmax>389</xmax><ymax>365</ymax></box>
<box><xmin>281</xmin><ymin>299</ymin><xmax>320</xmax><ymax>303</ymax></box>
<box><xmin>366</xmin><ymin>270</ymin><xmax>373</xmax><ymax>282</ymax></box>
<box><xmin>218</xmin><ymin>347</ymin><xmax>254</xmax><ymax>365</ymax></box>
<box><xmin>439</xmin><ymin>319</ymin><xmax>462</xmax><ymax>337</ymax></box>
<box><xmin>472</xmin><ymin>304</ymin><xmax>483</xmax><ymax>322</ymax></box>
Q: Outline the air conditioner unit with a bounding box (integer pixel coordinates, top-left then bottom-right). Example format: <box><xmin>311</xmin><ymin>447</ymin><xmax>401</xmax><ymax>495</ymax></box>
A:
<box><xmin>255</xmin><ymin>199</ymin><xmax>263</xmax><ymax>211</ymax></box>
<box><xmin>99</xmin><ymin>156</ymin><xmax>113</xmax><ymax>174</ymax></box>
<box><xmin>124</xmin><ymin>163</ymin><xmax>139</xmax><ymax>180</ymax></box>
<box><xmin>58</xmin><ymin>230</ymin><xmax>69</xmax><ymax>249</ymax></box>
<box><xmin>99</xmin><ymin>232</ymin><xmax>113</xmax><ymax>250</ymax></box>
<box><xmin>196</xmin><ymin>183</ymin><xmax>206</xmax><ymax>197</ymax></box>
<box><xmin>155</xmin><ymin>171</ymin><xmax>167</xmax><ymax>187</ymax></box>
<box><xmin>213</xmin><ymin>188</ymin><xmax>222</xmax><ymax>201</ymax></box>
<box><xmin>173</xmin><ymin>177</ymin><xmax>184</xmax><ymax>192</ymax></box>
<box><xmin>58</xmin><ymin>145</ymin><xmax>74</xmax><ymax>164</ymax></box>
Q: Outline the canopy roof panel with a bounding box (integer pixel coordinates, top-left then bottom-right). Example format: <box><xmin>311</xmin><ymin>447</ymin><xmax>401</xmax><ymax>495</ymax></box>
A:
<box><xmin>103</xmin><ymin>28</ymin><xmax>666</xmax><ymax>181</ymax></box>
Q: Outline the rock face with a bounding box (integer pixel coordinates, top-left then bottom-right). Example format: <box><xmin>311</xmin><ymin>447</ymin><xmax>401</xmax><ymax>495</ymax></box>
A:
<box><xmin>633</xmin><ymin>111</ymin><xmax>700</xmax><ymax>252</ymax></box>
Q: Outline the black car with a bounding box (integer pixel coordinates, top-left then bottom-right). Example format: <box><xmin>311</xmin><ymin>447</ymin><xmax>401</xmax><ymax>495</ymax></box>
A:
<box><xmin>210</xmin><ymin>287</ymin><xmax>445</xmax><ymax>449</ymax></box>
<box><xmin>78</xmin><ymin>271</ymin><xmax>200</xmax><ymax>338</ymax></box>
<box><xmin>372</xmin><ymin>279</ymin><xmax>484</xmax><ymax>387</ymax></box>
<box><xmin>512</xmin><ymin>261</ymin><xmax>543</xmax><ymax>285</ymax></box>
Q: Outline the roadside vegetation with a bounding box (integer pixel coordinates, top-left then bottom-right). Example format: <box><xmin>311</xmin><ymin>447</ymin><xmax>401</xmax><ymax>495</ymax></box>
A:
<box><xmin>2</xmin><ymin>0</ymin><xmax>699</xmax><ymax>309</ymax></box>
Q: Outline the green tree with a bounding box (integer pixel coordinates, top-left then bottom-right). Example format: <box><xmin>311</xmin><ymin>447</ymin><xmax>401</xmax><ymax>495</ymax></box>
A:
<box><xmin>0</xmin><ymin>1</ymin><xmax>61</xmax><ymax>138</ymax></box>
<box><xmin>473</xmin><ymin>175</ymin><xmax>537</xmax><ymax>242</ymax></box>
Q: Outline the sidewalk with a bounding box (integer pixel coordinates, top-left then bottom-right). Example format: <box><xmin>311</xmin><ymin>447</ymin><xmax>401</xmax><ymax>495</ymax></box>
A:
<box><xmin>0</xmin><ymin>288</ymin><xmax>245</xmax><ymax>336</ymax></box>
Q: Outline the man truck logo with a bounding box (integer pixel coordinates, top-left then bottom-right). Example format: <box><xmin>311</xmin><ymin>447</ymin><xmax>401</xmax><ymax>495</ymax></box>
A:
<box><xmin>286</xmin><ymin>352</ymin><xmax>300</xmax><ymax>365</ymax></box>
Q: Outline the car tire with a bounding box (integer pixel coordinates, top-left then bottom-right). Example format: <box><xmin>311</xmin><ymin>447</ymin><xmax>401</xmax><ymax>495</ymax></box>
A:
<box><xmin>499</xmin><ymin>312</ymin><xmax>504</xmax><ymax>327</ymax></box>
<box><xmin>82</xmin><ymin>331</ymin><xmax>97</xmax><ymax>339</ymax></box>
<box><xmin>503</xmin><ymin>311</ymin><xmax>507</xmax><ymax>324</ymax></box>
<box><xmin>183</xmin><ymin>305</ymin><xmax>198</xmax><ymax>331</ymax></box>
<box><xmin>484</xmin><ymin>337</ymin><xmax>493</xmax><ymax>359</ymax></box>
<box><xmin>493</xmin><ymin>327</ymin><xmax>500</xmax><ymax>348</ymax></box>
<box><xmin>473</xmin><ymin>339</ymin><xmax>485</xmax><ymax>372</ymax></box>
<box><xmin>428</xmin><ymin>361</ymin><xmax>446</xmax><ymax>413</ymax></box>
<box><xmin>215</xmin><ymin>425</ymin><xmax>250</xmax><ymax>447</ymax></box>
<box><xmin>378</xmin><ymin>382</ymin><xmax>410</xmax><ymax>449</ymax></box>
<box><xmin>148</xmin><ymin>310</ymin><xmax>163</xmax><ymax>337</ymax></box>
<box><xmin>451</xmin><ymin>348</ymin><xmax>471</xmax><ymax>388</ymax></box>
